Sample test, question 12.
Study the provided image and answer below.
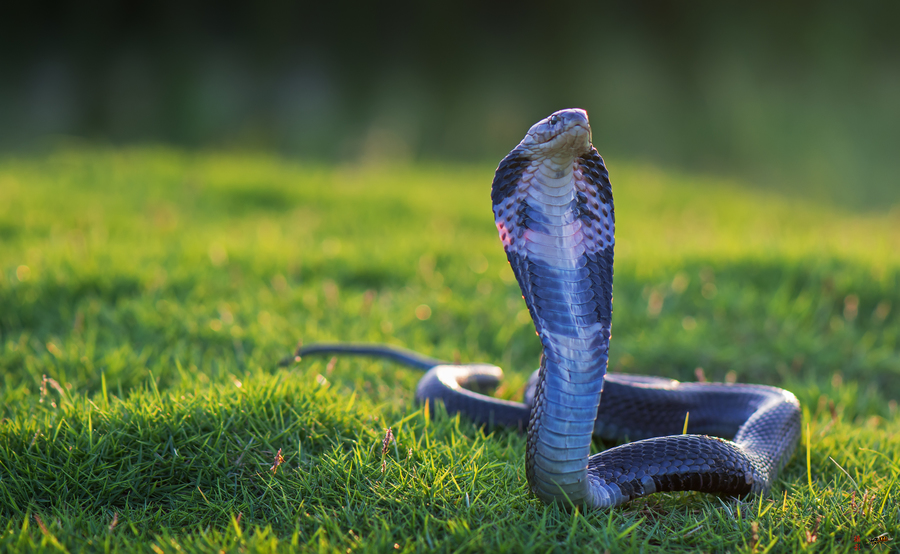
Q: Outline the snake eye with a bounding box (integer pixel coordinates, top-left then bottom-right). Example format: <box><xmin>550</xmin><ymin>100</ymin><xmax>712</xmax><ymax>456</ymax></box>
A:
<box><xmin>548</xmin><ymin>115</ymin><xmax>560</xmax><ymax>125</ymax></box>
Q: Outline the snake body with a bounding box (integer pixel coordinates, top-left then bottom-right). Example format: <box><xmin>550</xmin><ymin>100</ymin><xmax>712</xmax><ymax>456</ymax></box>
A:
<box><xmin>293</xmin><ymin>109</ymin><xmax>801</xmax><ymax>509</ymax></box>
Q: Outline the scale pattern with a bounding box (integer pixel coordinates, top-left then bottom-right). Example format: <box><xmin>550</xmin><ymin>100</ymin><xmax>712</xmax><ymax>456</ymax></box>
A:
<box><xmin>488</xmin><ymin>108</ymin><xmax>800</xmax><ymax>508</ymax></box>
<box><xmin>491</xmin><ymin>126</ymin><xmax>615</xmax><ymax>505</ymax></box>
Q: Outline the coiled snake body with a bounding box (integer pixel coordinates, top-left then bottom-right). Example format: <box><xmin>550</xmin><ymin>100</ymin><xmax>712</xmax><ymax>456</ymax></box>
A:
<box><xmin>292</xmin><ymin>109</ymin><xmax>801</xmax><ymax>509</ymax></box>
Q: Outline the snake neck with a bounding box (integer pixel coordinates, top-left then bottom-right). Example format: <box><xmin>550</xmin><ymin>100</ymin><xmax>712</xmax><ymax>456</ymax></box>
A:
<box><xmin>492</xmin><ymin>143</ymin><xmax>614</xmax><ymax>507</ymax></box>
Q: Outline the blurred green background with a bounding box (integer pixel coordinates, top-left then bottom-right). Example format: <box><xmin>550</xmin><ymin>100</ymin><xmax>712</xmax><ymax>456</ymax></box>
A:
<box><xmin>2</xmin><ymin>1</ymin><xmax>898</xmax><ymax>208</ymax></box>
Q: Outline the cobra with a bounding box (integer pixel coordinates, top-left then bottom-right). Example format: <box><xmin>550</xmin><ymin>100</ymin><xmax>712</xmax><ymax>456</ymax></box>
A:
<box><xmin>290</xmin><ymin>109</ymin><xmax>801</xmax><ymax>509</ymax></box>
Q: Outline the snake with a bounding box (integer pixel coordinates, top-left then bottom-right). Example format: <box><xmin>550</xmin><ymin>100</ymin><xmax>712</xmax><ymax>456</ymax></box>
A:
<box><xmin>288</xmin><ymin>109</ymin><xmax>801</xmax><ymax>509</ymax></box>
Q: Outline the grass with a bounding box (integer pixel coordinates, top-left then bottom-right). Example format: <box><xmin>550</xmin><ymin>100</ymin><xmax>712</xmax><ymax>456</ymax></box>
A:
<box><xmin>0</xmin><ymin>146</ymin><xmax>898</xmax><ymax>552</ymax></box>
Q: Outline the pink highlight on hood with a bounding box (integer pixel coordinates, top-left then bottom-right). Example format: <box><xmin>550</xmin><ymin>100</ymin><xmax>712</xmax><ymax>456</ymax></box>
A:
<box><xmin>496</xmin><ymin>219</ymin><xmax>513</xmax><ymax>247</ymax></box>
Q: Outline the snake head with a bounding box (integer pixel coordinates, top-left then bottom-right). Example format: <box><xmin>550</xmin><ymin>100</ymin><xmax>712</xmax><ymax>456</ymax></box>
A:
<box><xmin>518</xmin><ymin>108</ymin><xmax>592</xmax><ymax>159</ymax></box>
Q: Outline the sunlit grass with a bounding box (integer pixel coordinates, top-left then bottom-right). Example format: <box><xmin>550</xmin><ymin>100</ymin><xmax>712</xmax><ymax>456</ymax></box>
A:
<box><xmin>0</xmin><ymin>147</ymin><xmax>897</xmax><ymax>552</ymax></box>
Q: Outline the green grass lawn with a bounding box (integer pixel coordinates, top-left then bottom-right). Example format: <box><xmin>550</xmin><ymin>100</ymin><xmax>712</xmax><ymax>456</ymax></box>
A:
<box><xmin>0</xmin><ymin>147</ymin><xmax>898</xmax><ymax>552</ymax></box>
